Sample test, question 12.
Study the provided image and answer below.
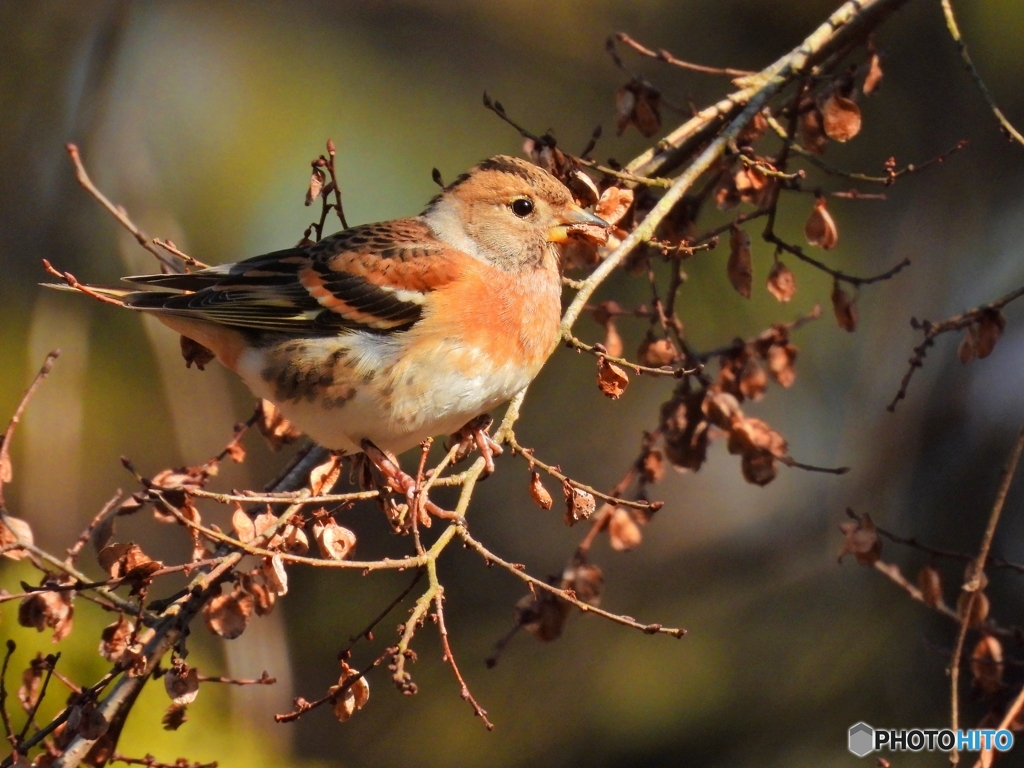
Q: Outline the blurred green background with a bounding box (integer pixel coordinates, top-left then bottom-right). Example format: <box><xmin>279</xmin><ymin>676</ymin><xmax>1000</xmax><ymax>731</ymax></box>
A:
<box><xmin>4</xmin><ymin>1</ymin><xmax>1024</xmax><ymax>766</ymax></box>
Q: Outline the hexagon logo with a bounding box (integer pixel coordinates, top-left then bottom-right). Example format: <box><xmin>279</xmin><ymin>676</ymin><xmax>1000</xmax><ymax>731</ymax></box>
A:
<box><xmin>848</xmin><ymin>722</ymin><xmax>875</xmax><ymax>757</ymax></box>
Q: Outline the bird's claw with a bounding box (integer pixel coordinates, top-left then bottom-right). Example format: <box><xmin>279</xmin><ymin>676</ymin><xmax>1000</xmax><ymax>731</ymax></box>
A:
<box><xmin>360</xmin><ymin>439</ymin><xmax>458</xmax><ymax>526</ymax></box>
<box><xmin>451</xmin><ymin>414</ymin><xmax>504</xmax><ymax>477</ymax></box>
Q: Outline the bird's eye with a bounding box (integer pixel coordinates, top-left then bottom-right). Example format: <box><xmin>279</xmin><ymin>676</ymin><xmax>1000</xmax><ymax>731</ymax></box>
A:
<box><xmin>510</xmin><ymin>198</ymin><xmax>534</xmax><ymax>217</ymax></box>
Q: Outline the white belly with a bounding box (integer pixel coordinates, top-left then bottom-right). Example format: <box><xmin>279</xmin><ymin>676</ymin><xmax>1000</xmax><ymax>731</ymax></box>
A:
<box><xmin>236</xmin><ymin>334</ymin><xmax>532</xmax><ymax>455</ymax></box>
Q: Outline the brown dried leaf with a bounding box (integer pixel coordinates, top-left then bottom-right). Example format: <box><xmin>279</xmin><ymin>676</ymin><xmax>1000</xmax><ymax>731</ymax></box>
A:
<box><xmin>529</xmin><ymin>472</ymin><xmax>553</xmax><ymax>510</ymax></box>
<box><xmin>614</xmin><ymin>86</ymin><xmax>636</xmax><ymax>136</ymax></box>
<box><xmin>164</xmin><ymin>663</ymin><xmax>200</xmax><ymax>706</ymax></box>
<box><xmin>98</xmin><ymin>615</ymin><xmax>134</xmax><ymax>662</ymax></box>
<box><xmin>975</xmin><ymin>309</ymin><xmax>1006</xmax><ymax>359</ymax></box>
<box><xmin>595</xmin><ymin>186</ymin><xmax>634</xmax><ymax>228</ymax></box>
<box><xmin>741</xmin><ymin>451</ymin><xmax>777</xmax><ymax>486</ymax></box>
<box><xmin>728</xmin><ymin>417</ymin><xmax>788</xmax><ymax>458</ymax></box>
<box><xmin>918</xmin><ymin>565</ymin><xmax>943</xmax><ymax>608</ymax></box>
<box><xmin>608</xmin><ymin>508</ymin><xmax>642</xmax><ymax>552</ymax></box>
<box><xmin>563</xmin><ymin>561</ymin><xmax>603</xmax><ymax>606</ymax></box>
<box><xmin>597</xmin><ymin>358</ymin><xmax>629</xmax><ymax>399</ymax></box>
<box><xmin>702</xmin><ymin>389</ymin><xmax>742</xmax><ymax>429</ymax></box>
<box><xmin>180</xmin><ymin>336</ymin><xmax>215</xmax><ymax>371</ymax></box>
<box><xmin>563</xmin><ymin>482</ymin><xmax>596</xmax><ymax>527</ymax></box>
<box><xmin>661</xmin><ymin>390</ymin><xmax>709</xmax><ymax>472</ymax></box>
<box><xmin>805</xmin><ymin>196</ymin><xmax>838</xmax><ymax>250</ymax></box>
<box><xmin>737</xmin><ymin>110</ymin><xmax>769</xmax><ymax>146</ymax></box>
<box><xmin>641</xmin><ymin>449</ymin><xmax>665</xmax><ymax>484</ymax></box>
<box><xmin>958</xmin><ymin>326</ymin><xmax>978</xmax><ymax>365</ymax></box>
<box><xmin>162</xmin><ymin>703</ymin><xmax>188</xmax><ymax>731</ymax></box>
<box><xmin>766</xmin><ymin>260</ymin><xmax>796</xmax><ymax>302</ymax></box>
<box><xmin>831</xmin><ymin>282</ymin><xmax>858</xmax><ymax>332</ymax></box>
<box><xmin>799</xmin><ymin>108</ymin><xmax>828</xmax><ymax>155</ymax></box>
<box><xmin>615</xmin><ymin>81</ymin><xmax>661</xmax><ymax>137</ymax></box>
<box><xmin>314</xmin><ymin>520</ymin><xmax>357</xmax><ymax>561</ymax></box>
<box><xmin>727</xmin><ymin>226</ymin><xmax>753</xmax><ymax>298</ymax></box>
<box><xmin>602</xmin><ymin>318</ymin><xmax>623</xmax><ymax>359</ymax></box>
<box><xmin>256</xmin><ymin>399</ymin><xmax>301</xmax><ymax>450</ymax></box>
<box><xmin>821</xmin><ymin>93</ymin><xmax>862</xmax><ymax>142</ymax></box>
<box><xmin>263</xmin><ymin>555</ymin><xmax>289</xmax><ymax>596</ymax></box>
<box><xmin>281</xmin><ymin>524</ymin><xmax>309</xmax><ymax>556</ymax></box>
<box><xmin>305</xmin><ymin>167</ymin><xmax>326</xmax><ymax>206</ymax></box>
<box><xmin>231</xmin><ymin>506</ymin><xmax>256</xmax><ymax>544</ymax></box>
<box><xmin>331</xmin><ymin>664</ymin><xmax>370</xmax><ymax>723</ymax></box>
<box><xmin>864</xmin><ymin>53</ymin><xmax>884</xmax><ymax>95</ymax></box>
<box><xmin>0</xmin><ymin>516</ymin><xmax>33</xmax><ymax>561</ymax></box>
<box><xmin>516</xmin><ymin>592</ymin><xmax>569</xmax><ymax>642</ymax></box>
<box><xmin>838</xmin><ymin>513</ymin><xmax>881</xmax><ymax>566</ymax></box>
<box><xmin>971</xmin><ymin>635</ymin><xmax>1003</xmax><ymax>695</ymax></box>
<box><xmin>638</xmin><ymin>335</ymin><xmax>678</xmax><ymax>368</ymax></box>
<box><xmin>766</xmin><ymin>343</ymin><xmax>798</xmax><ymax>388</ymax></box>
<box><xmin>17</xmin><ymin>656</ymin><xmax>44</xmax><ymax>711</ymax></box>
<box><xmin>957</xmin><ymin>590</ymin><xmax>990</xmax><ymax>629</ymax></box>
<box><xmin>739</xmin><ymin>357</ymin><xmax>768</xmax><ymax>401</ymax></box>
<box><xmin>203</xmin><ymin>589</ymin><xmax>254</xmax><ymax>640</ymax></box>
<box><xmin>18</xmin><ymin>591</ymin><xmax>74</xmax><ymax>642</ymax></box>
<box><xmin>309</xmin><ymin>454</ymin><xmax>342</xmax><ymax>496</ymax></box>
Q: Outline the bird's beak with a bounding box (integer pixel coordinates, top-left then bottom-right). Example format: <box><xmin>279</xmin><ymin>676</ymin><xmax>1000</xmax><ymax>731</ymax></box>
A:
<box><xmin>548</xmin><ymin>204</ymin><xmax>610</xmax><ymax>243</ymax></box>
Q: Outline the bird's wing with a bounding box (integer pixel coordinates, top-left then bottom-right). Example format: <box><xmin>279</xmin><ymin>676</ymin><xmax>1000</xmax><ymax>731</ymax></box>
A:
<box><xmin>120</xmin><ymin>219</ymin><xmax>461</xmax><ymax>334</ymax></box>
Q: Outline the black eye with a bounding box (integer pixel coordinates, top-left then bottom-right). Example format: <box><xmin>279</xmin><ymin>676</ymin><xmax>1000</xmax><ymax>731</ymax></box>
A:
<box><xmin>510</xmin><ymin>198</ymin><xmax>534</xmax><ymax>217</ymax></box>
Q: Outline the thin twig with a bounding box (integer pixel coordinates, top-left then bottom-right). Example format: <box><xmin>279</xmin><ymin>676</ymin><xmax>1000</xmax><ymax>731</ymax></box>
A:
<box><xmin>941</xmin><ymin>0</ymin><xmax>1024</xmax><ymax>148</ymax></box>
<box><xmin>950</xmin><ymin>420</ymin><xmax>1024</xmax><ymax>765</ymax></box>
<box><xmin>614</xmin><ymin>32</ymin><xmax>756</xmax><ymax>78</ymax></box>
<box><xmin>65</xmin><ymin>144</ymin><xmax>185</xmax><ymax>273</ymax></box>
<box><xmin>0</xmin><ymin>351</ymin><xmax>60</xmax><ymax>508</ymax></box>
<box><xmin>459</xmin><ymin>528</ymin><xmax>686</xmax><ymax>639</ymax></box>
<box><xmin>434</xmin><ymin>587</ymin><xmax>494</xmax><ymax>730</ymax></box>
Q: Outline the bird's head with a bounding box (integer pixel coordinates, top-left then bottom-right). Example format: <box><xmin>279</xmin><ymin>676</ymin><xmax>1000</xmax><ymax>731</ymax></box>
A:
<box><xmin>423</xmin><ymin>155</ymin><xmax>608</xmax><ymax>271</ymax></box>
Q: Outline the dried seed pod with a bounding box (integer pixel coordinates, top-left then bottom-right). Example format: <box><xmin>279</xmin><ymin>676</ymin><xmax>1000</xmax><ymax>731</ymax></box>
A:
<box><xmin>917</xmin><ymin>565</ymin><xmax>943</xmax><ymax>608</ymax></box>
<box><xmin>766</xmin><ymin>260</ymin><xmax>796</xmax><ymax>302</ymax></box>
<box><xmin>799</xmin><ymin>107</ymin><xmax>828</xmax><ymax>155</ymax></box>
<box><xmin>529</xmin><ymin>472</ymin><xmax>553</xmax><ymax>510</ymax></box>
<box><xmin>203</xmin><ymin>588</ymin><xmax>254</xmax><ymax>640</ymax></box>
<box><xmin>765</xmin><ymin>343</ymin><xmax>798</xmax><ymax>388</ymax></box>
<box><xmin>608</xmin><ymin>508</ymin><xmax>642</xmax><ymax>551</ymax></box>
<box><xmin>974</xmin><ymin>309</ymin><xmax>1006</xmax><ymax>359</ymax></box>
<box><xmin>595</xmin><ymin>186</ymin><xmax>634</xmax><ymax>228</ymax></box>
<box><xmin>740</xmin><ymin>451</ymin><xmax>777</xmax><ymax>486</ymax></box>
<box><xmin>638</xmin><ymin>335</ymin><xmax>678</xmax><ymax>367</ymax></box>
<box><xmin>728</xmin><ymin>225</ymin><xmax>753</xmax><ymax>298</ymax></box>
<box><xmin>332</xmin><ymin>664</ymin><xmax>370</xmax><ymax>722</ymax></box>
<box><xmin>263</xmin><ymin>555</ymin><xmax>289</xmax><ymax>596</ymax></box>
<box><xmin>957</xmin><ymin>590</ymin><xmax>990</xmax><ymax>629</ymax></box>
<box><xmin>164</xmin><ymin>662</ymin><xmax>200</xmax><ymax>706</ymax></box>
<box><xmin>838</xmin><ymin>513</ymin><xmax>881</xmax><ymax>566</ymax></box>
<box><xmin>314</xmin><ymin>520</ymin><xmax>357</xmax><ymax>561</ymax></box>
<box><xmin>597</xmin><ymin>357</ymin><xmax>629</xmax><ymax>399</ymax></box>
<box><xmin>98</xmin><ymin>615</ymin><xmax>134</xmax><ymax>662</ymax></box>
<box><xmin>0</xmin><ymin>516</ymin><xmax>33</xmax><ymax>561</ymax></box>
<box><xmin>805</xmin><ymin>196</ymin><xmax>838</xmax><ymax>250</ymax></box>
<box><xmin>821</xmin><ymin>93</ymin><xmax>862</xmax><ymax>142</ymax></box>
<box><xmin>563</xmin><ymin>482</ymin><xmax>596</xmax><ymax>526</ymax></box>
<box><xmin>863</xmin><ymin>53</ymin><xmax>884</xmax><ymax>96</ymax></box>
<box><xmin>18</xmin><ymin>591</ymin><xmax>74</xmax><ymax>642</ymax></box>
<box><xmin>305</xmin><ymin>167</ymin><xmax>326</xmax><ymax>206</ymax></box>
<box><xmin>516</xmin><ymin>592</ymin><xmax>570</xmax><ymax>642</ymax></box>
<box><xmin>231</xmin><ymin>507</ymin><xmax>256</xmax><ymax>544</ymax></box>
<box><xmin>309</xmin><ymin>454</ymin><xmax>343</xmax><ymax>496</ymax></box>
<box><xmin>970</xmin><ymin>635</ymin><xmax>1003</xmax><ymax>694</ymax></box>
<box><xmin>831</xmin><ymin>282</ymin><xmax>858</xmax><ymax>332</ymax></box>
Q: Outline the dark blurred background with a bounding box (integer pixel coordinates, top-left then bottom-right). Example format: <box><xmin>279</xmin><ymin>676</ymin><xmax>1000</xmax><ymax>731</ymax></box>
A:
<box><xmin>3</xmin><ymin>2</ymin><xmax>1024</xmax><ymax>766</ymax></box>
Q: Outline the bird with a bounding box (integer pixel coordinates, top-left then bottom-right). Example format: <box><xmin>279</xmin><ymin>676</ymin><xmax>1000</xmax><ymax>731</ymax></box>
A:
<box><xmin>47</xmin><ymin>155</ymin><xmax>608</xmax><ymax>490</ymax></box>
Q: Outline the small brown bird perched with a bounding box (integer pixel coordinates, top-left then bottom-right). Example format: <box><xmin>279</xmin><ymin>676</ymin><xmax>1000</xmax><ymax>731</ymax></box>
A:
<box><xmin>48</xmin><ymin>155</ymin><xmax>607</xmax><ymax>496</ymax></box>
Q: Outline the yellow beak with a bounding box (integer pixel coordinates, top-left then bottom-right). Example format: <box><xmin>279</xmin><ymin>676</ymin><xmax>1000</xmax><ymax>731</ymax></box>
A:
<box><xmin>548</xmin><ymin>204</ymin><xmax>610</xmax><ymax>243</ymax></box>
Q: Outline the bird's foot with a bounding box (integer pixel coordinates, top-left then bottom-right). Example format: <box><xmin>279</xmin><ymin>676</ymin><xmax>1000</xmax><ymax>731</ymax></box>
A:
<box><xmin>360</xmin><ymin>439</ymin><xmax>463</xmax><ymax>527</ymax></box>
<box><xmin>450</xmin><ymin>414</ymin><xmax>504</xmax><ymax>477</ymax></box>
